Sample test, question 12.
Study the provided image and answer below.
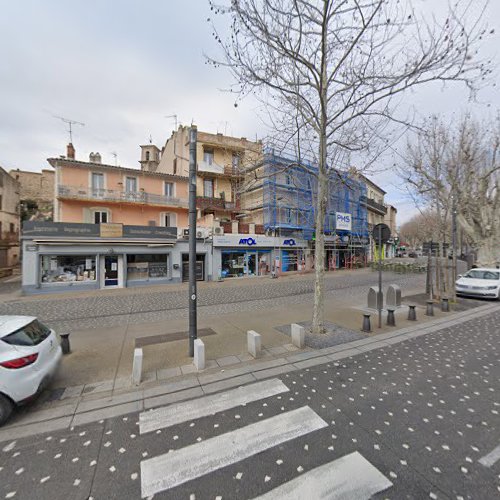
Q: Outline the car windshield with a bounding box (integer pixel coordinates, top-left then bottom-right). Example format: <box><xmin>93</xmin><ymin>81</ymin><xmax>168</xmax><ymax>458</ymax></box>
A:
<box><xmin>463</xmin><ymin>270</ymin><xmax>500</xmax><ymax>280</ymax></box>
<box><xmin>1</xmin><ymin>319</ymin><xmax>52</xmax><ymax>346</ymax></box>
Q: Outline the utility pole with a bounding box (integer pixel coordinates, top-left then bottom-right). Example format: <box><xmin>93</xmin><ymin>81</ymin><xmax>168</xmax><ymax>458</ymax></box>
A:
<box><xmin>378</xmin><ymin>225</ymin><xmax>383</xmax><ymax>329</ymax></box>
<box><xmin>188</xmin><ymin>125</ymin><xmax>198</xmax><ymax>357</ymax></box>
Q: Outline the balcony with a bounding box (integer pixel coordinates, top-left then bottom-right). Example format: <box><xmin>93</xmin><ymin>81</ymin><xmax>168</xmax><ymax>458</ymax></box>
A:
<box><xmin>197</xmin><ymin>161</ymin><xmax>244</xmax><ymax>178</ymax></box>
<box><xmin>196</xmin><ymin>196</ymin><xmax>241</xmax><ymax>212</ymax></box>
<box><xmin>360</xmin><ymin>196</ymin><xmax>387</xmax><ymax>216</ymax></box>
<box><xmin>0</xmin><ymin>231</ymin><xmax>19</xmax><ymax>245</ymax></box>
<box><xmin>57</xmin><ymin>185</ymin><xmax>188</xmax><ymax>208</ymax></box>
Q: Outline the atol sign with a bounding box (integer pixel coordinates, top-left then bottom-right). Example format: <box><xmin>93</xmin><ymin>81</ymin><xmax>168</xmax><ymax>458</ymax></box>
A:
<box><xmin>335</xmin><ymin>212</ymin><xmax>352</xmax><ymax>231</ymax></box>
<box><xmin>282</xmin><ymin>238</ymin><xmax>296</xmax><ymax>246</ymax></box>
<box><xmin>239</xmin><ymin>237</ymin><xmax>257</xmax><ymax>246</ymax></box>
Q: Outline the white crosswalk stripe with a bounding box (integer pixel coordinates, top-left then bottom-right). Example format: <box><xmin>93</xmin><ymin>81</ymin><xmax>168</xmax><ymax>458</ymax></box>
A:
<box><xmin>140</xmin><ymin>405</ymin><xmax>327</xmax><ymax>498</ymax></box>
<box><xmin>478</xmin><ymin>443</ymin><xmax>500</xmax><ymax>468</ymax></box>
<box><xmin>139</xmin><ymin>378</ymin><xmax>289</xmax><ymax>434</ymax></box>
<box><xmin>252</xmin><ymin>451</ymin><xmax>393</xmax><ymax>500</ymax></box>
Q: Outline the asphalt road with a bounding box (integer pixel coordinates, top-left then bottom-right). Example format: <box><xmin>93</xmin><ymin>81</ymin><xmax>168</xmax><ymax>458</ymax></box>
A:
<box><xmin>1</xmin><ymin>308</ymin><xmax>499</xmax><ymax>499</ymax></box>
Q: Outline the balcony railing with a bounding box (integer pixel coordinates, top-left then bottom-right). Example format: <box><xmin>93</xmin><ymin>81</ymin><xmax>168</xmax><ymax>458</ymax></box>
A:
<box><xmin>360</xmin><ymin>196</ymin><xmax>387</xmax><ymax>215</ymax></box>
<box><xmin>0</xmin><ymin>231</ymin><xmax>19</xmax><ymax>244</ymax></box>
<box><xmin>196</xmin><ymin>196</ymin><xmax>241</xmax><ymax>211</ymax></box>
<box><xmin>58</xmin><ymin>185</ymin><xmax>188</xmax><ymax>208</ymax></box>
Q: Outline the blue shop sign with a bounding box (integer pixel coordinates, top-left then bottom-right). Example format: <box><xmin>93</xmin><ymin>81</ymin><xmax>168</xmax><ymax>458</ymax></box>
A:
<box><xmin>282</xmin><ymin>238</ymin><xmax>296</xmax><ymax>246</ymax></box>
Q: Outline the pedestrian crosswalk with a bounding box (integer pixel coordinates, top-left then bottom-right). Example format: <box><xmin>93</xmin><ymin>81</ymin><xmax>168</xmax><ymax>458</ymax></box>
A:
<box><xmin>138</xmin><ymin>378</ymin><xmax>393</xmax><ymax>499</ymax></box>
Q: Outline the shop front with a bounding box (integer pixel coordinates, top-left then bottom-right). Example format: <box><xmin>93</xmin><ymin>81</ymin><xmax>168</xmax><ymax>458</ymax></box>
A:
<box><xmin>22</xmin><ymin>221</ymin><xmax>213</xmax><ymax>294</ymax></box>
<box><xmin>213</xmin><ymin>234</ymin><xmax>308</xmax><ymax>279</ymax></box>
<box><xmin>322</xmin><ymin>234</ymin><xmax>369</xmax><ymax>270</ymax></box>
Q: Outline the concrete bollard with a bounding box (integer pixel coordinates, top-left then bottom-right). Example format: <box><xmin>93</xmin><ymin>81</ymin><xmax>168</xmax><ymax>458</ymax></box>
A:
<box><xmin>426</xmin><ymin>300</ymin><xmax>434</xmax><ymax>316</ymax></box>
<box><xmin>441</xmin><ymin>297</ymin><xmax>450</xmax><ymax>312</ymax></box>
<box><xmin>247</xmin><ymin>330</ymin><xmax>262</xmax><ymax>358</ymax></box>
<box><xmin>386</xmin><ymin>308</ymin><xmax>396</xmax><ymax>326</ymax></box>
<box><xmin>291</xmin><ymin>323</ymin><xmax>305</xmax><ymax>348</ymax></box>
<box><xmin>132</xmin><ymin>348</ymin><xmax>143</xmax><ymax>386</ymax></box>
<box><xmin>361</xmin><ymin>314</ymin><xmax>371</xmax><ymax>333</ymax></box>
<box><xmin>408</xmin><ymin>305</ymin><xmax>417</xmax><ymax>321</ymax></box>
<box><xmin>194</xmin><ymin>338</ymin><xmax>205</xmax><ymax>371</ymax></box>
<box><xmin>60</xmin><ymin>333</ymin><xmax>71</xmax><ymax>355</ymax></box>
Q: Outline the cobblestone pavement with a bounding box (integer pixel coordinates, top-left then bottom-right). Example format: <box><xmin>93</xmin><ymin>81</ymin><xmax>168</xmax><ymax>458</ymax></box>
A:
<box><xmin>1</xmin><ymin>308</ymin><xmax>498</xmax><ymax>499</ymax></box>
<box><xmin>0</xmin><ymin>271</ymin><xmax>425</xmax><ymax>331</ymax></box>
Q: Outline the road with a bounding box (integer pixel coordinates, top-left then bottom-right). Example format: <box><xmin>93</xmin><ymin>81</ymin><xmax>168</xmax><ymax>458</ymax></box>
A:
<box><xmin>1</xmin><ymin>307</ymin><xmax>498</xmax><ymax>499</ymax></box>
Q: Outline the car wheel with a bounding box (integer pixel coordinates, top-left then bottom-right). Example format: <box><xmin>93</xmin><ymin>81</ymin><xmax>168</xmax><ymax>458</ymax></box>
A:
<box><xmin>0</xmin><ymin>394</ymin><xmax>14</xmax><ymax>426</ymax></box>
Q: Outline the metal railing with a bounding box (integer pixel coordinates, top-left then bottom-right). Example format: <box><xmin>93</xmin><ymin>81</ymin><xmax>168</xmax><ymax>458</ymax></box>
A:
<box><xmin>360</xmin><ymin>196</ymin><xmax>387</xmax><ymax>215</ymax></box>
<box><xmin>196</xmin><ymin>196</ymin><xmax>241</xmax><ymax>211</ymax></box>
<box><xmin>57</xmin><ymin>185</ymin><xmax>188</xmax><ymax>208</ymax></box>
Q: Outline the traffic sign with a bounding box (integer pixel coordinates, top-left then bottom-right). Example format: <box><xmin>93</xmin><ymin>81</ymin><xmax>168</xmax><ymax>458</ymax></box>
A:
<box><xmin>372</xmin><ymin>223</ymin><xmax>391</xmax><ymax>244</ymax></box>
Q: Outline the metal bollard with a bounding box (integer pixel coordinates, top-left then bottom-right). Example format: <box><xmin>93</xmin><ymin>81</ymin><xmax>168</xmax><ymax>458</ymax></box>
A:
<box><xmin>426</xmin><ymin>300</ymin><xmax>434</xmax><ymax>316</ymax></box>
<box><xmin>361</xmin><ymin>313</ymin><xmax>371</xmax><ymax>333</ymax></box>
<box><xmin>386</xmin><ymin>308</ymin><xmax>396</xmax><ymax>326</ymax></box>
<box><xmin>408</xmin><ymin>305</ymin><xmax>417</xmax><ymax>321</ymax></box>
<box><xmin>60</xmin><ymin>333</ymin><xmax>71</xmax><ymax>355</ymax></box>
<box><xmin>441</xmin><ymin>297</ymin><xmax>449</xmax><ymax>312</ymax></box>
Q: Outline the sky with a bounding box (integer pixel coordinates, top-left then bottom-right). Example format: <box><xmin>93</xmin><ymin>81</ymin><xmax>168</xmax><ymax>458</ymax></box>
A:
<box><xmin>0</xmin><ymin>0</ymin><xmax>499</xmax><ymax>225</ymax></box>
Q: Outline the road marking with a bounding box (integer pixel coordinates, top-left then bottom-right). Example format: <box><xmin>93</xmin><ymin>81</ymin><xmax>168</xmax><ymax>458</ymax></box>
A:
<box><xmin>252</xmin><ymin>451</ymin><xmax>393</xmax><ymax>499</ymax></box>
<box><xmin>140</xmin><ymin>405</ymin><xmax>327</xmax><ymax>498</ymax></box>
<box><xmin>479</xmin><ymin>443</ymin><xmax>500</xmax><ymax>467</ymax></box>
<box><xmin>139</xmin><ymin>378</ymin><xmax>289</xmax><ymax>434</ymax></box>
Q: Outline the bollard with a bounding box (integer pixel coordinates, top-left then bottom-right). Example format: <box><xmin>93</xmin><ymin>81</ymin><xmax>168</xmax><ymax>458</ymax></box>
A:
<box><xmin>386</xmin><ymin>308</ymin><xmax>396</xmax><ymax>326</ymax></box>
<box><xmin>441</xmin><ymin>297</ymin><xmax>449</xmax><ymax>312</ymax></box>
<box><xmin>291</xmin><ymin>324</ymin><xmax>305</xmax><ymax>348</ymax></box>
<box><xmin>426</xmin><ymin>300</ymin><xmax>434</xmax><ymax>316</ymax></box>
<box><xmin>132</xmin><ymin>348</ymin><xmax>143</xmax><ymax>386</ymax></box>
<box><xmin>408</xmin><ymin>305</ymin><xmax>417</xmax><ymax>321</ymax></box>
<box><xmin>60</xmin><ymin>333</ymin><xmax>71</xmax><ymax>355</ymax></box>
<box><xmin>193</xmin><ymin>339</ymin><xmax>205</xmax><ymax>371</ymax></box>
<box><xmin>247</xmin><ymin>330</ymin><xmax>262</xmax><ymax>358</ymax></box>
<box><xmin>361</xmin><ymin>313</ymin><xmax>371</xmax><ymax>333</ymax></box>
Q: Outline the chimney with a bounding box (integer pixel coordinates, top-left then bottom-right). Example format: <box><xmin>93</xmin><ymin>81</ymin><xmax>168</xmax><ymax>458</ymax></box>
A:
<box><xmin>66</xmin><ymin>143</ymin><xmax>75</xmax><ymax>159</ymax></box>
<box><xmin>94</xmin><ymin>152</ymin><xmax>102</xmax><ymax>164</ymax></box>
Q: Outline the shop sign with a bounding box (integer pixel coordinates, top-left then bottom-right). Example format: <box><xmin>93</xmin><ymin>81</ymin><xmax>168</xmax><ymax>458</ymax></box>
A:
<box><xmin>336</xmin><ymin>212</ymin><xmax>352</xmax><ymax>231</ymax></box>
<box><xmin>25</xmin><ymin>244</ymin><xmax>38</xmax><ymax>252</ymax></box>
<box><xmin>213</xmin><ymin>234</ymin><xmax>307</xmax><ymax>248</ymax></box>
<box><xmin>282</xmin><ymin>238</ymin><xmax>296</xmax><ymax>246</ymax></box>
<box><xmin>100</xmin><ymin>223</ymin><xmax>123</xmax><ymax>238</ymax></box>
<box><xmin>239</xmin><ymin>237</ymin><xmax>257</xmax><ymax>246</ymax></box>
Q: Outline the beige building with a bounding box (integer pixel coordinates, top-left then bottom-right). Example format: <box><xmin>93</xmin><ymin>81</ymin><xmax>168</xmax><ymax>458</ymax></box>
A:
<box><xmin>9</xmin><ymin>168</ymin><xmax>55</xmax><ymax>221</ymax></box>
<box><xmin>0</xmin><ymin>166</ymin><xmax>20</xmax><ymax>268</ymax></box>
<box><xmin>153</xmin><ymin>126</ymin><xmax>262</xmax><ymax>229</ymax></box>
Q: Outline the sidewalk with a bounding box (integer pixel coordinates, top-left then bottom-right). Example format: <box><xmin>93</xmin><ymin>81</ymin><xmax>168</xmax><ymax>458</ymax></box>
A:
<box><xmin>1</xmin><ymin>301</ymin><xmax>498</xmax><ymax>443</ymax></box>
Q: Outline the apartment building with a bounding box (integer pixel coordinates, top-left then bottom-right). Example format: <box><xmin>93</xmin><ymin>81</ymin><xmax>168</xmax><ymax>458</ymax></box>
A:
<box><xmin>21</xmin><ymin>144</ymin><xmax>214</xmax><ymax>294</ymax></box>
<box><xmin>0</xmin><ymin>166</ymin><xmax>20</xmax><ymax>269</ymax></box>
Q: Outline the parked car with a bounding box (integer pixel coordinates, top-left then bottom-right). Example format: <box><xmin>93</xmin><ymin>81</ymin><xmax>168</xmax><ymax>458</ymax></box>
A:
<box><xmin>455</xmin><ymin>268</ymin><xmax>500</xmax><ymax>300</ymax></box>
<box><xmin>0</xmin><ymin>316</ymin><xmax>62</xmax><ymax>425</ymax></box>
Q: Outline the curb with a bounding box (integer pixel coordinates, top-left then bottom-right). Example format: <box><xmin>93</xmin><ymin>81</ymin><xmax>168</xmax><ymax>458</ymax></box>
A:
<box><xmin>1</xmin><ymin>302</ymin><xmax>498</xmax><ymax>442</ymax></box>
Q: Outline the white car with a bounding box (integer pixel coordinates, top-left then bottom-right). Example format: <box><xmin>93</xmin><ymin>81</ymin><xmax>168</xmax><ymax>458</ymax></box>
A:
<box><xmin>455</xmin><ymin>268</ymin><xmax>500</xmax><ymax>299</ymax></box>
<box><xmin>0</xmin><ymin>316</ymin><xmax>62</xmax><ymax>425</ymax></box>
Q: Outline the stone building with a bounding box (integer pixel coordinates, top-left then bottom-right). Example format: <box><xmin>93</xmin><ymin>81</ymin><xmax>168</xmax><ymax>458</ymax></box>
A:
<box><xmin>0</xmin><ymin>166</ymin><xmax>20</xmax><ymax>268</ymax></box>
<box><xmin>9</xmin><ymin>168</ymin><xmax>55</xmax><ymax>221</ymax></box>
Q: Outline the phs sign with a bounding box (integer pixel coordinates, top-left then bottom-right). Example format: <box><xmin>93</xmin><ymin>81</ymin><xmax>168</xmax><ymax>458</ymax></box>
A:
<box><xmin>336</xmin><ymin>212</ymin><xmax>352</xmax><ymax>231</ymax></box>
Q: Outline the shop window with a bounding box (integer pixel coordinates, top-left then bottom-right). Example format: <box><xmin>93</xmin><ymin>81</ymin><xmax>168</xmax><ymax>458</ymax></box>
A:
<box><xmin>164</xmin><ymin>182</ymin><xmax>174</xmax><ymax>197</ymax></box>
<box><xmin>127</xmin><ymin>254</ymin><xmax>169</xmax><ymax>281</ymax></box>
<box><xmin>41</xmin><ymin>255</ymin><xmax>96</xmax><ymax>283</ymax></box>
<box><xmin>161</xmin><ymin>212</ymin><xmax>176</xmax><ymax>227</ymax></box>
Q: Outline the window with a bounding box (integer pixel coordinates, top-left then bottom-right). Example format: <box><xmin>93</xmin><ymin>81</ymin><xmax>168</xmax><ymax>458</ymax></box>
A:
<box><xmin>125</xmin><ymin>177</ymin><xmax>137</xmax><ymax>193</ymax></box>
<box><xmin>2</xmin><ymin>320</ymin><xmax>51</xmax><ymax>347</ymax></box>
<box><xmin>93</xmin><ymin>210</ymin><xmax>108</xmax><ymax>224</ymax></box>
<box><xmin>164</xmin><ymin>182</ymin><xmax>174</xmax><ymax>197</ymax></box>
<box><xmin>145</xmin><ymin>151</ymin><xmax>150</xmax><ymax>161</ymax></box>
<box><xmin>285</xmin><ymin>208</ymin><xmax>292</xmax><ymax>224</ymax></box>
<box><xmin>161</xmin><ymin>212</ymin><xmax>176</xmax><ymax>227</ymax></box>
<box><xmin>41</xmin><ymin>255</ymin><xmax>97</xmax><ymax>283</ymax></box>
<box><xmin>203</xmin><ymin>149</ymin><xmax>214</xmax><ymax>165</ymax></box>
<box><xmin>9</xmin><ymin>223</ymin><xmax>15</xmax><ymax>233</ymax></box>
<box><xmin>285</xmin><ymin>174</ymin><xmax>292</xmax><ymax>185</ymax></box>
<box><xmin>91</xmin><ymin>172</ymin><xmax>104</xmax><ymax>195</ymax></box>
<box><xmin>203</xmin><ymin>178</ymin><xmax>214</xmax><ymax>198</ymax></box>
<box><xmin>127</xmin><ymin>254</ymin><xmax>169</xmax><ymax>281</ymax></box>
<box><xmin>173</xmin><ymin>158</ymin><xmax>177</xmax><ymax>175</ymax></box>
<box><xmin>232</xmin><ymin>153</ymin><xmax>240</xmax><ymax>169</ymax></box>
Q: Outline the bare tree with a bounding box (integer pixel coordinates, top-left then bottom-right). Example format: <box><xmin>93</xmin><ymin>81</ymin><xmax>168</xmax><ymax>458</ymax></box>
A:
<box><xmin>399</xmin><ymin>210</ymin><xmax>445</xmax><ymax>249</ymax></box>
<box><xmin>208</xmin><ymin>0</ymin><xmax>491</xmax><ymax>334</ymax></box>
<box><xmin>402</xmin><ymin>114</ymin><xmax>499</xmax><ymax>267</ymax></box>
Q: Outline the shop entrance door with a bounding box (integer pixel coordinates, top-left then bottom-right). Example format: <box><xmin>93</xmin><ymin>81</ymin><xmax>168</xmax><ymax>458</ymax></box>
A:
<box><xmin>103</xmin><ymin>256</ymin><xmax>120</xmax><ymax>287</ymax></box>
<box><xmin>246</xmin><ymin>252</ymin><xmax>257</xmax><ymax>276</ymax></box>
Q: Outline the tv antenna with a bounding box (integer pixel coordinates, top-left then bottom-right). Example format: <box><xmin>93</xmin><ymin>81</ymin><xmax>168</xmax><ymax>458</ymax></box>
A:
<box><xmin>110</xmin><ymin>151</ymin><xmax>118</xmax><ymax>166</ymax></box>
<box><xmin>53</xmin><ymin>115</ymin><xmax>85</xmax><ymax>143</ymax></box>
<box><xmin>165</xmin><ymin>114</ymin><xmax>178</xmax><ymax>130</ymax></box>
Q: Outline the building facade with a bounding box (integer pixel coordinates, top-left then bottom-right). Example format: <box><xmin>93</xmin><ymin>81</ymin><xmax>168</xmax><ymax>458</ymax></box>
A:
<box><xmin>9</xmin><ymin>168</ymin><xmax>55</xmax><ymax>221</ymax></box>
<box><xmin>0</xmin><ymin>166</ymin><xmax>20</xmax><ymax>268</ymax></box>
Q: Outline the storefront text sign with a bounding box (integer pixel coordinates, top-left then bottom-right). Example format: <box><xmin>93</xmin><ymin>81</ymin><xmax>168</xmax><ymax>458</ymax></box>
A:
<box><xmin>100</xmin><ymin>223</ymin><xmax>123</xmax><ymax>238</ymax></box>
<box><xmin>336</xmin><ymin>212</ymin><xmax>352</xmax><ymax>231</ymax></box>
<box><xmin>214</xmin><ymin>234</ymin><xmax>307</xmax><ymax>248</ymax></box>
